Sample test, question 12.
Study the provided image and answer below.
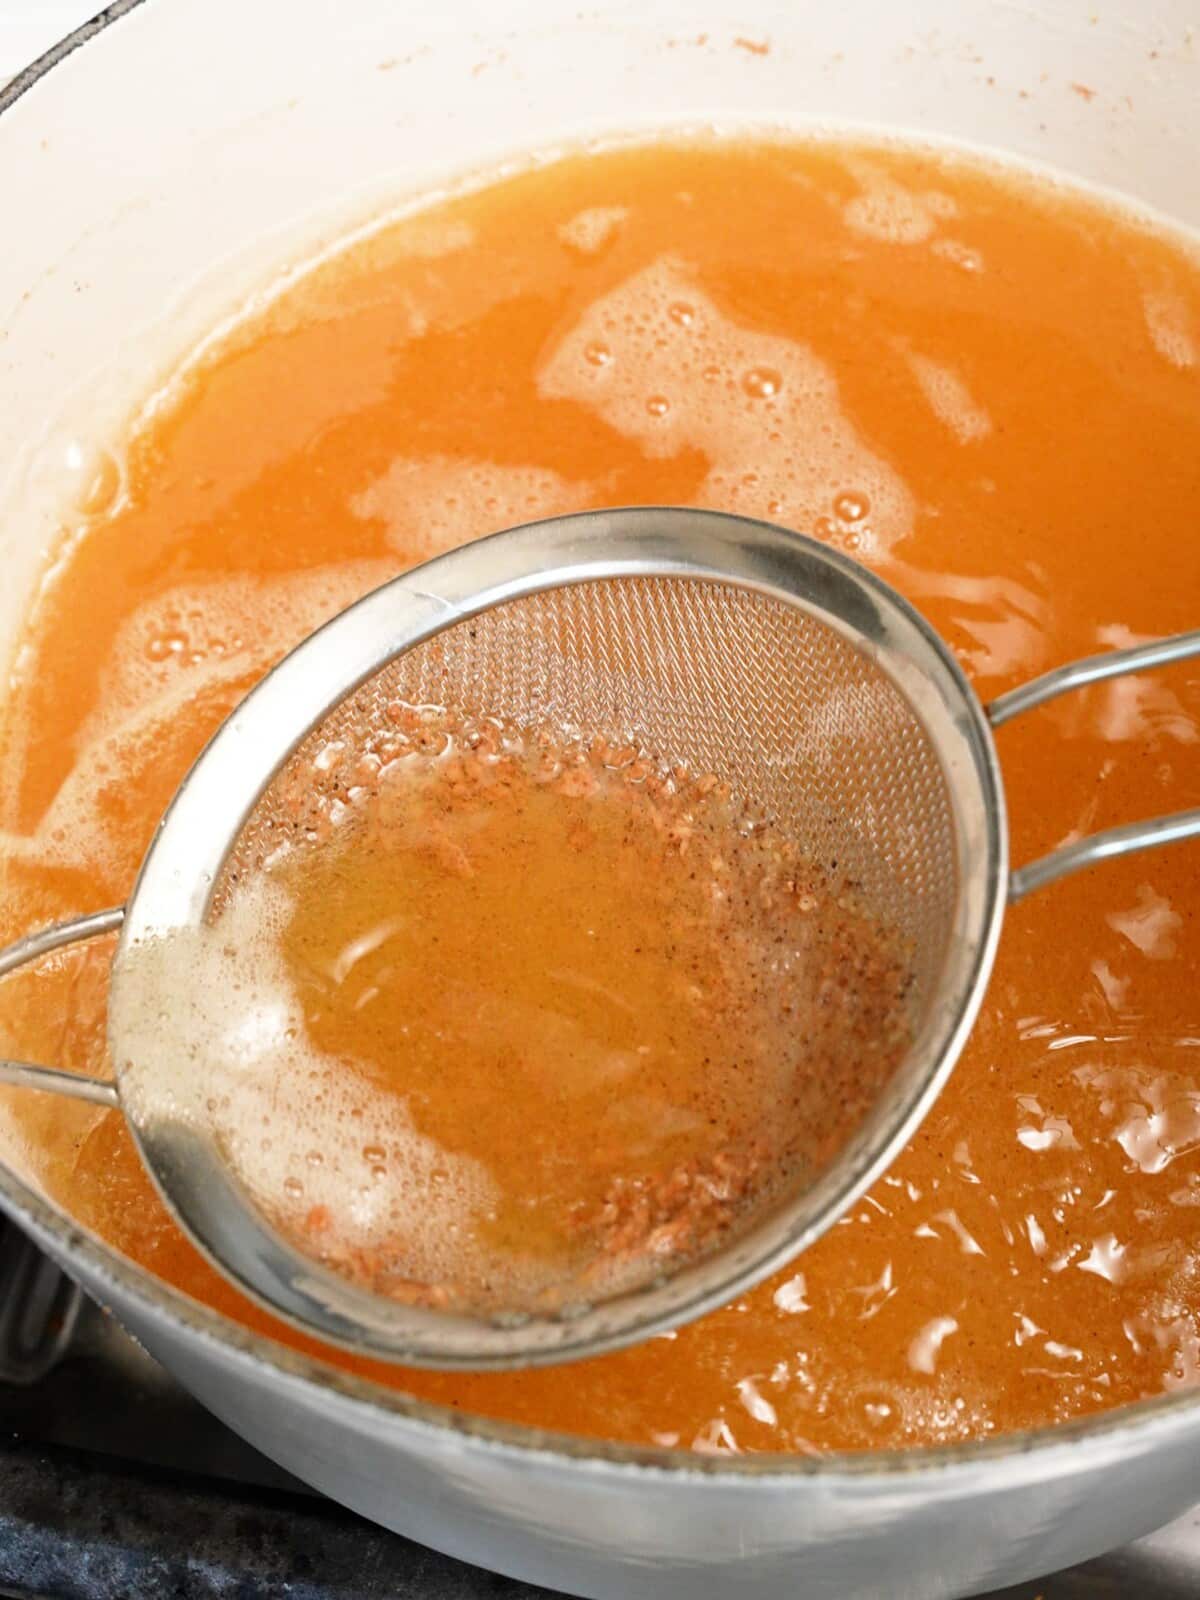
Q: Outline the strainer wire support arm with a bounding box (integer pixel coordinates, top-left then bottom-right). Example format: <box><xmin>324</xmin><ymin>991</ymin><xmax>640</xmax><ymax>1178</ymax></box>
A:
<box><xmin>0</xmin><ymin>906</ymin><xmax>124</xmax><ymax>1107</ymax></box>
<box><xmin>988</xmin><ymin>628</ymin><xmax>1200</xmax><ymax>903</ymax></box>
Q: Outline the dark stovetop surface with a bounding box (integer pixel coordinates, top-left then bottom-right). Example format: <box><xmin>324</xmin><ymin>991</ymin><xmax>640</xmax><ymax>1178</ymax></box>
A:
<box><xmin>0</xmin><ymin>1221</ymin><xmax>1197</xmax><ymax>1599</ymax></box>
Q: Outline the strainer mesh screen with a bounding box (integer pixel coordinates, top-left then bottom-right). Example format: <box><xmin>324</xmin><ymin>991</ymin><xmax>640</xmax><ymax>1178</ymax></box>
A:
<box><xmin>227</xmin><ymin>577</ymin><xmax>958</xmax><ymax>1016</ymax></box>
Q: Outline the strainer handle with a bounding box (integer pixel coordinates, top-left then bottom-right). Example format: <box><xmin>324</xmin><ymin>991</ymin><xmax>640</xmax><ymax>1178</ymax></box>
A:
<box><xmin>987</xmin><ymin>629</ymin><xmax>1200</xmax><ymax>903</ymax></box>
<box><xmin>0</xmin><ymin>907</ymin><xmax>124</xmax><ymax>1108</ymax></box>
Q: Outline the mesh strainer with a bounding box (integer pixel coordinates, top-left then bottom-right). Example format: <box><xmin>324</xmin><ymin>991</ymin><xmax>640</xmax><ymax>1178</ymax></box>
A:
<box><xmin>0</xmin><ymin>508</ymin><xmax>1197</xmax><ymax>1368</ymax></box>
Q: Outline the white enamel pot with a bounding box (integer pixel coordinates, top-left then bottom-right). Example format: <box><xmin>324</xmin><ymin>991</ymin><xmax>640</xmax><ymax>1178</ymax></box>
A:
<box><xmin>1</xmin><ymin>3</ymin><xmax>1199</xmax><ymax>1596</ymax></box>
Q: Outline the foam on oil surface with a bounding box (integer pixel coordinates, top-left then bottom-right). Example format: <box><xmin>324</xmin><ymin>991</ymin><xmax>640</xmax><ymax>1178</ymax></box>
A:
<box><xmin>0</xmin><ymin>560</ymin><xmax>395</xmax><ymax>891</ymax></box>
<box><xmin>903</xmin><ymin>351</ymin><xmax>993</xmax><ymax>444</ymax></box>
<box><xmin>110</xmin><ymin>875</ymin><xmax>496</xmax><ymax>1296</ymax></box>
<box><xmin>1143</xmin><ymin>283</ymin><xmax>1198</xmax><ymax>369</ymax></box>
<box><xmin>840</xmin><ymin>161</ymin><xmax>958</xmax><ymax>245</ymax></box>
<box><xmin>557</xmin><ymin>206</ymin><xmax>629</xmax><ymax>255</ymax></box>
<box><xmin>537</xmin><ymin>255</ymin><xmax>914</xmax><ymax>558</ymax></box>
<box><xmin>350</xmin><ymin>456</ymin><xmax>596</xmax><ymax>559</ymax></box>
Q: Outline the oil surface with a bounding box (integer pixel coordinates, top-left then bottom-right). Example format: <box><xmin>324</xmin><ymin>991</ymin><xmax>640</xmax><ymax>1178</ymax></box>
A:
<box><xmin>1</xmin><ymin>136</ymin><xmax>1198</xmax><ymax>1453</ymax></box>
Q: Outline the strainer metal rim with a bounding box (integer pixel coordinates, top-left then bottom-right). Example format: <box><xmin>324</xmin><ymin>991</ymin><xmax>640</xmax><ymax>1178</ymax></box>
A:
<box><xmin>111</xmin><ymin>507</ymin><xmax>1008</xmax><ymax>1368</ymax></box>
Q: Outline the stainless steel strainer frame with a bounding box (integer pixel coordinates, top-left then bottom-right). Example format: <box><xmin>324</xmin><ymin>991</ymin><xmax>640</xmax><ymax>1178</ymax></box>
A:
<box><xmin>0</xmin><ymin>508</ymin><xmax>1196</xmax><ymax>1369</ymax></box>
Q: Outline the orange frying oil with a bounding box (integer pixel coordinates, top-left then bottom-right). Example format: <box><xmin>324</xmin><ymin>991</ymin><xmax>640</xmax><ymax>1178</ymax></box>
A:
<box><xmin>0</xmin><ymin>135</ymin><xmax>1198</xmax><ymax>1453</ymax></box>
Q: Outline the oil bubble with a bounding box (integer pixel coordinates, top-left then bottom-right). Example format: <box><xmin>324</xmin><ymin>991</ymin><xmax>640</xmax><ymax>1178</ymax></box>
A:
<box><xmin>77</xmin><ymin>448</ymin><xmax>122</xmax><ymax>517</ymax></box>
<box><xmin>33</xmin><ymin>436</ymin><xmax>125</xmax><ymax>520</ymax></box>
<box><xmin>834</xmin><ymin>490</ymin><xmax>870</xmax><ymax>523</ymax></box>
<box><xmin>145</xmin><ymin>632</ymin><xmax>188</xmax><ymax>663</ymax></box>
<box><xmin>741</xmin><ymin>366</ymin><xmax>783</xmax><ymax>399</ymax></box>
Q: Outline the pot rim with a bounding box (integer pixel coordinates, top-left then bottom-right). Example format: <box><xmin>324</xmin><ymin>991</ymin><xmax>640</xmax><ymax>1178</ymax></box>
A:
<box><xmin>4</xmin><ymin>0</ymin><xmax>1200</xmax><ymax>1489</ymax></box>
